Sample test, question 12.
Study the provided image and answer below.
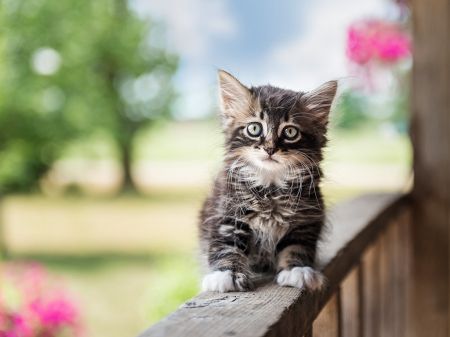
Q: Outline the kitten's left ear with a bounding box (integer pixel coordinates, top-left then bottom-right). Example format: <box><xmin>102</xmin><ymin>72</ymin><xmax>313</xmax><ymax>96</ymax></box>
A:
<box><xmin>301</xmin><ymin>81</ymin><xmax>338</xmax><ymax>125</ymax></box>
<box><xmin>217</xmin><ymin>70</ymin><xmax>252</xmax><ymax>130</ymax></box>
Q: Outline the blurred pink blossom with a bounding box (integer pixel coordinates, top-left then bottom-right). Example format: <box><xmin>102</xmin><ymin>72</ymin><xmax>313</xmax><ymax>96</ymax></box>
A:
<box><xmin>29</xmin><ymin>298</ymin><xmax>78</xmax><ymax>330</ymax></box>
<box><xmin>0</xmin><ymin>261</ymin><xmax>82</xmax><ymax>337</ymax></box>
<box><xmin>347</xmin><ymin>20</ymin><xmax>411</xmax><ymax>65</ymax></box>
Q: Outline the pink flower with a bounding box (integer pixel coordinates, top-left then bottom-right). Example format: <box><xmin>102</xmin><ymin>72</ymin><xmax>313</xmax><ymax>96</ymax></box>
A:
<box><xmin>0</xmin><ymin>261</ymin><xmax>82</xmax><ymax>337</ymax></box>
<box><xmin>0</xmin><ymin>313</ymin><xmax>33</xmax><ymax>337</ymax></box>
<box><xmin>346</xmin><ymin>20</ymin><xmax>411</xmax><ymax>65</ymax></box>
<box><xmin>29</xmin><ymin>298</ymin><xmax>79</xmax><ymax>330</ymax></box>
<box><xmin>9</xmin><ymin>314</ymin><xmax>33</xmax><ymax>337</ymax></box>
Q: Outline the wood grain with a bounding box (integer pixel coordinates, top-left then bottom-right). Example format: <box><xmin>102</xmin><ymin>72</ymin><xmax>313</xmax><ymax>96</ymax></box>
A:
<box><xmin>361</xmin><ymin>243</ymin><xmax>380</xmax><ymax>337</ymax></box>
<box><xmin>313</xmin><ymin>291</ymin><xmax>341</xmax><ymax>337</ymax></box>
<box><xmin>394</xmin><ymin>210</ymin><xmax>412</xmax><ymax>337</ymax></box>
<box><xmin>341</xmin><ymin>267</ymin><xmax>362</xmax><ymax>337</ymax></box>
<box><xmin>138</xmin><ymin>193</ymin><xmax>407</xmax><ymax>337</ymax></box>
<box><xmin>380</xmin><ymin>224</ymin><xmax>395</xmax><ymax>337</ymax></box>
<box><xmin>411</xmin><ymin>0</ymin><xmax>450</xmax><ymax>335</ymax></box>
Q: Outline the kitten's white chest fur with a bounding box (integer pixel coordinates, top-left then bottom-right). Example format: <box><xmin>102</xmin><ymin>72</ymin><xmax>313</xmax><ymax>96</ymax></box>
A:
<box><xmin>240</xmin><ymin>165</ymin><xmax>298</xmax><ymax>253</ymax></box>
<box><xmin>247</xmin><ymin>196</ymin><xmax>292</xmax><ymax>254</ymax></box>
<box><xmin>240</xmin><ymin>164</ymin><xmax>287</xmax><ymax>188</ymax></box>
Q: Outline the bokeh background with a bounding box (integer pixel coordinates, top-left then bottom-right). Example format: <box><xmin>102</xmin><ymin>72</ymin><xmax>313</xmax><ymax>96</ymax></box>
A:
<box><xmin>0</xmin><ymin>0</ymin><xmax>411</xmax><ymax>336</ymax></box>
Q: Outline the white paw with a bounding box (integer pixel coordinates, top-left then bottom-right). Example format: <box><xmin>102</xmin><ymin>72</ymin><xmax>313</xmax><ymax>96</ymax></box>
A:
<box><xmin>202</xmin><ymin>270</ymin><xmax>236</xmax><ymax>292</ymax></box>
<box><xmin>277</xmin><ymin>266</ymin><xmax>324</xmax><ymax>291</ymax></box>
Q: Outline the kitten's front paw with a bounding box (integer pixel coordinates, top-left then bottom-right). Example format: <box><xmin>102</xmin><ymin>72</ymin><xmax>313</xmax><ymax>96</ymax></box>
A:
<box><xmin>277</xmin><ymin>266</ymin><xmax>324</xmax><ymax>291</ymax></box>
<box><xmin>202</xmin><ymin>270</ymin><xmax>253</xmax><ymax>292</ymax></box>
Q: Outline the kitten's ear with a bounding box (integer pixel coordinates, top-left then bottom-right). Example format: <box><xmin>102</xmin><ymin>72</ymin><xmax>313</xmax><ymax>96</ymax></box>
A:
<box><xmin>301</xmin><ymin>81</ymin><xmax>338</xmax><ymax>125</ymax></box>
<box><xmin>217</xmin><ymin>70</ymin><xmax>252</xmax><ymax>129</ymax></box>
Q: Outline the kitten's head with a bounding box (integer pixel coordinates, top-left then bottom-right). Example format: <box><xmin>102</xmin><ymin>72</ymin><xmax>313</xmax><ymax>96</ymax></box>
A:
<box><xmin>217</xmin><ymin>70</ymin><xmax>337</xmax><ymax>186</ymax></box>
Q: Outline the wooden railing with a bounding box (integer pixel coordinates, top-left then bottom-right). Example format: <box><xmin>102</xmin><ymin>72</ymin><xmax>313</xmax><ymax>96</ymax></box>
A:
<box><xmin>138</xmin><ymin>193</ymin><xmax>410</xmax><ymax>337</ymax></box>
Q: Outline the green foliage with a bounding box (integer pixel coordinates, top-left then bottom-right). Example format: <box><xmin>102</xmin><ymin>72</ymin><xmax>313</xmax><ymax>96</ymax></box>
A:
<box><xmin>388</xmin><ymin>93</ymin><xmax>409</xmax><ymax>133</ymax></box>
<box><xmin>333</xmin><ymin>89</ymin><xmax>409</xmax><ymax>133</ymax></box>
<box><xmin>0</xmin><ymin>0</ymin><xmax>178</xmax><ymax>193</ymax></box>
<box><xmin>333</xmin><ymin>90</ymin><xmax>369</xmax><ymax>129</ymax></box>
<box><xmin>143</xmin><ymin>254</ymin><xmax>200</xmax><ymax>326</ymax></box>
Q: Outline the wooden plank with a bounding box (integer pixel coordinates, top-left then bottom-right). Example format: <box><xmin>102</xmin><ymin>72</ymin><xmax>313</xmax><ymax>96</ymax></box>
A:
<box><xmin>313</xmin><ymin>291</ymin><xmax>340</xmax><ymax>337</ymax></box>
<box><xmin>341</xmin><ymin>266</ymin><xmax>362</xmax><ymax>337</ymax></box>
<box><xmin>393</xmin><ymin>210</ymin><xmax>412</xmax><ymax>337</ymax></box>
<box><xmin>357</xmin><ymin>266</ymin><xmax>363</xmax><ymax>337</ymax></box>
<box><xmin>395</xmin><ymin>209</ymin><xmax>413</xmax><ymax>336</ymax></box>
<box><xmin>411</xmin><ymin>0</ymin><xmax>450</xmax><ymax>336</ymax></box>
<box><xmin>390</xmin><ymin>219</ymin><xmax>401</xmax><ymax>337</ymax></box>
<box><xmin>380</xmin><ymin>223</ymin><xmax>396</xmax><ymax>337</ymax></box>
<box><xmin>138</xmin><ymin>193</ymin><xmax>408</xmax><ymax>337</ymax></box>
<box><xmin>361</xmin><ymin>243</ymin><xmax>380</xmax><ymax>337</ymax></box>
<box><xmin>378</xmin><ymin>232</ymin><xmax>388</xmax><ymax>337</ymax></box>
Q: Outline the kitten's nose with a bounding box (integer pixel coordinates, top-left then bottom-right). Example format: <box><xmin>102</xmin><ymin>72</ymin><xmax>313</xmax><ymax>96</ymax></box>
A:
<box><xmin>264</xmin><ymin>146</ymin><xmax>276</xmax><ymax>156</ymax></box>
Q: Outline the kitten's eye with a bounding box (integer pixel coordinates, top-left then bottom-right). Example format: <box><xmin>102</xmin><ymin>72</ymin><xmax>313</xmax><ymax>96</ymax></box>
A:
<box><xmin>283</xmin><ymin>126</ymin><xmax>299</xmax><ymax>140</ymax></box>
<box><xmin>247</xmin><ymin>123</ymin><xmax>262</xmax><ymax>137</ymax></box>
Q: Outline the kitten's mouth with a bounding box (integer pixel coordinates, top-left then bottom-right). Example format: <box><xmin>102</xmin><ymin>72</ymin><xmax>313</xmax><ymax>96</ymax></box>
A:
<box><xmin>263</xmin><ymin>157</ymin><xmax>278</xmax><ymax>163</ymax></box>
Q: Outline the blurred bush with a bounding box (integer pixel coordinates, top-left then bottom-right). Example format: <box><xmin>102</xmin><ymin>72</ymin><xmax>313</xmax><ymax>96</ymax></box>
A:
<box><xmin>143</xmin><ymin>254</ymin><xmax>200</xmax><ymax>326</ymax></box>
<box><xmin>0</xmin><ymin>0</ymin><xmax>178</xmax><ymax>193</ymax></box>
<box><xmin>335</xmin><ymin>89</ymin><xmax>409</xmax><ymax>132</ymax></box>
<box><xmin>333</xmin><ymin>90</ymin><xmax>369</xmax><ymax>129</ymax></box>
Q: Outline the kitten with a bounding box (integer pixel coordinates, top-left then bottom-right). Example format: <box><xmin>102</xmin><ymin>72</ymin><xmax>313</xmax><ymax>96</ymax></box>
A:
<box><xmin>199</xmin><ymin>70</ymin><xmax>337</xmax><ymax>292</ymax></box>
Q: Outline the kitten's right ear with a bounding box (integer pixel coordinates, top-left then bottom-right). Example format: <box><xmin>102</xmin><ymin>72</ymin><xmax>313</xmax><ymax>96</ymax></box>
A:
<box><xmin>217</xmin><ymin>70</ymin><xmax>252</xmax><ymax>129</ymax></box>
<box><xmin>301</xmin><ymin>81</ymin><xmax>338</xmax><ymax>126</ymax></box>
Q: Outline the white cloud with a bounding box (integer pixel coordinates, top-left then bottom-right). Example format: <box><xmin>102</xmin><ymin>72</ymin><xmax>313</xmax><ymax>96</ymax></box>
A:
<box><xmin>129</xmin><ymin>0</ymin><xmax>237</xmax><ymax>119</ymax></box>
<box><xmin>131</xmin><ymin>0</ymin><xmax>237</xmax><ymax>58</ymax></box>
<box><xmin>264</xmin><ymin>0</ymin><xmax>386</xmax><ymax>91</ymax></box>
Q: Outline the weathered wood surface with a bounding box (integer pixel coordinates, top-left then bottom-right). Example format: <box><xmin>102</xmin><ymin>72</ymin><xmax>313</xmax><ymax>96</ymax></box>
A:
<box><xmin>340</xmin><ymin>267</ymin><xmax>362</xmax><ymax>337</ymax></box>
<box><xmin>411</xmin><ymin>0</ymin><xmax>450</xmax><ymax>336</ymax></box>
<box><xmin>361</xmin><ymin>243</ymin><xmax>380</xmax><ymax>337</ymax></box>
<box><xmin>393</xmin><ymin>210</ymin><xmax>412</xmax><ymax>337</ymax></box>
<box><xmin>138</xmin><ymin>193</ymin><xmax>407</xmax><ymax>337</ymax></box>
<box><xmin>313</xmin><ymin>291</ymin><xmax>341</xmax><ymax>337</ymax></box>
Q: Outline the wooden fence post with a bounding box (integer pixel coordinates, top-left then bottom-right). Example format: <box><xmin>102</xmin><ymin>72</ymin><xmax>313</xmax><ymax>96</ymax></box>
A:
<box><xmin>411</xmin><ymin>0</ymin><xmax>450</xmax><ymax>335</ymax></box>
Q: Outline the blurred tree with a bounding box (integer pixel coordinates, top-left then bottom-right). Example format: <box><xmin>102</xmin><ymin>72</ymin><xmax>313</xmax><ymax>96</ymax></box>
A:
<box><xmin>334</xmin><ymin>90</ymin><xmax>409</xmax><ymax>132</ymax></box>
<box><xmin>334</xmin><ymin>90</ymin><xmax>369</xmax><ymax>129</ymax></box>
<box><xmin>0</xmin><ymin>0</ymin><xmax>178</xmax><ymax>193</ymax></box>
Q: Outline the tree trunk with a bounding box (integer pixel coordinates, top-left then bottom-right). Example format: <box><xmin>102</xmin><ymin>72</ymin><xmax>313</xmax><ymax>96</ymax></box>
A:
<box><xmin>121</xmin><ymin>141</ymin><xmax>135</xmax><ymax>194</ymax></box>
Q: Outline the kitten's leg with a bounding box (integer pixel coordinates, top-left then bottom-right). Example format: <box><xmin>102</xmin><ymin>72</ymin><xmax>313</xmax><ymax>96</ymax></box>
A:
<box><xmin>275</xmin><ymin>226</ymin><xmax>324</xmax><ymax>291</ymax></box>
<box><xmin>202</xmin><ymin>221</ymin><xmax>253</xmax><ymax>292</ymax></box>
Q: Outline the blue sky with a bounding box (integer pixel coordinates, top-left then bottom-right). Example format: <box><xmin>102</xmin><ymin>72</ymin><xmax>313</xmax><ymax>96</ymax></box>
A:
<box><xmin>131</xmin><ymin>0</ymin><xmax>388</xmax><ymax>119</ymax></box>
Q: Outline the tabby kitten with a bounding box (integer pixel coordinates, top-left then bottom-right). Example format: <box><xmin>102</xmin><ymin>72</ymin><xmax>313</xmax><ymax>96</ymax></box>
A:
<box><xmin>199</xmin><ymin>70</ymin><xmax>337</xmax><ymax>292</ymax></box>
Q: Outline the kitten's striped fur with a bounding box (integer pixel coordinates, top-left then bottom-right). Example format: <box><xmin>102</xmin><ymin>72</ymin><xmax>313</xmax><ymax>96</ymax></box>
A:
<box><xmin>200</xmin><ymin>70</ymin><xmax>337</xmax><ymax>292</ymax></box>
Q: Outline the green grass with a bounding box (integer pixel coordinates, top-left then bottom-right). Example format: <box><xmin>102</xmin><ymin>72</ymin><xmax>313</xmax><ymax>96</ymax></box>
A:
<box><xmin>326</xmin><ymin>126</ymin><xmax>412</xmax><ymax>165</ymax></box>
<box><xmin>2</xmin><ymin>193</ymin><xmax>202</xmax><ymax>255</ymax></box>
